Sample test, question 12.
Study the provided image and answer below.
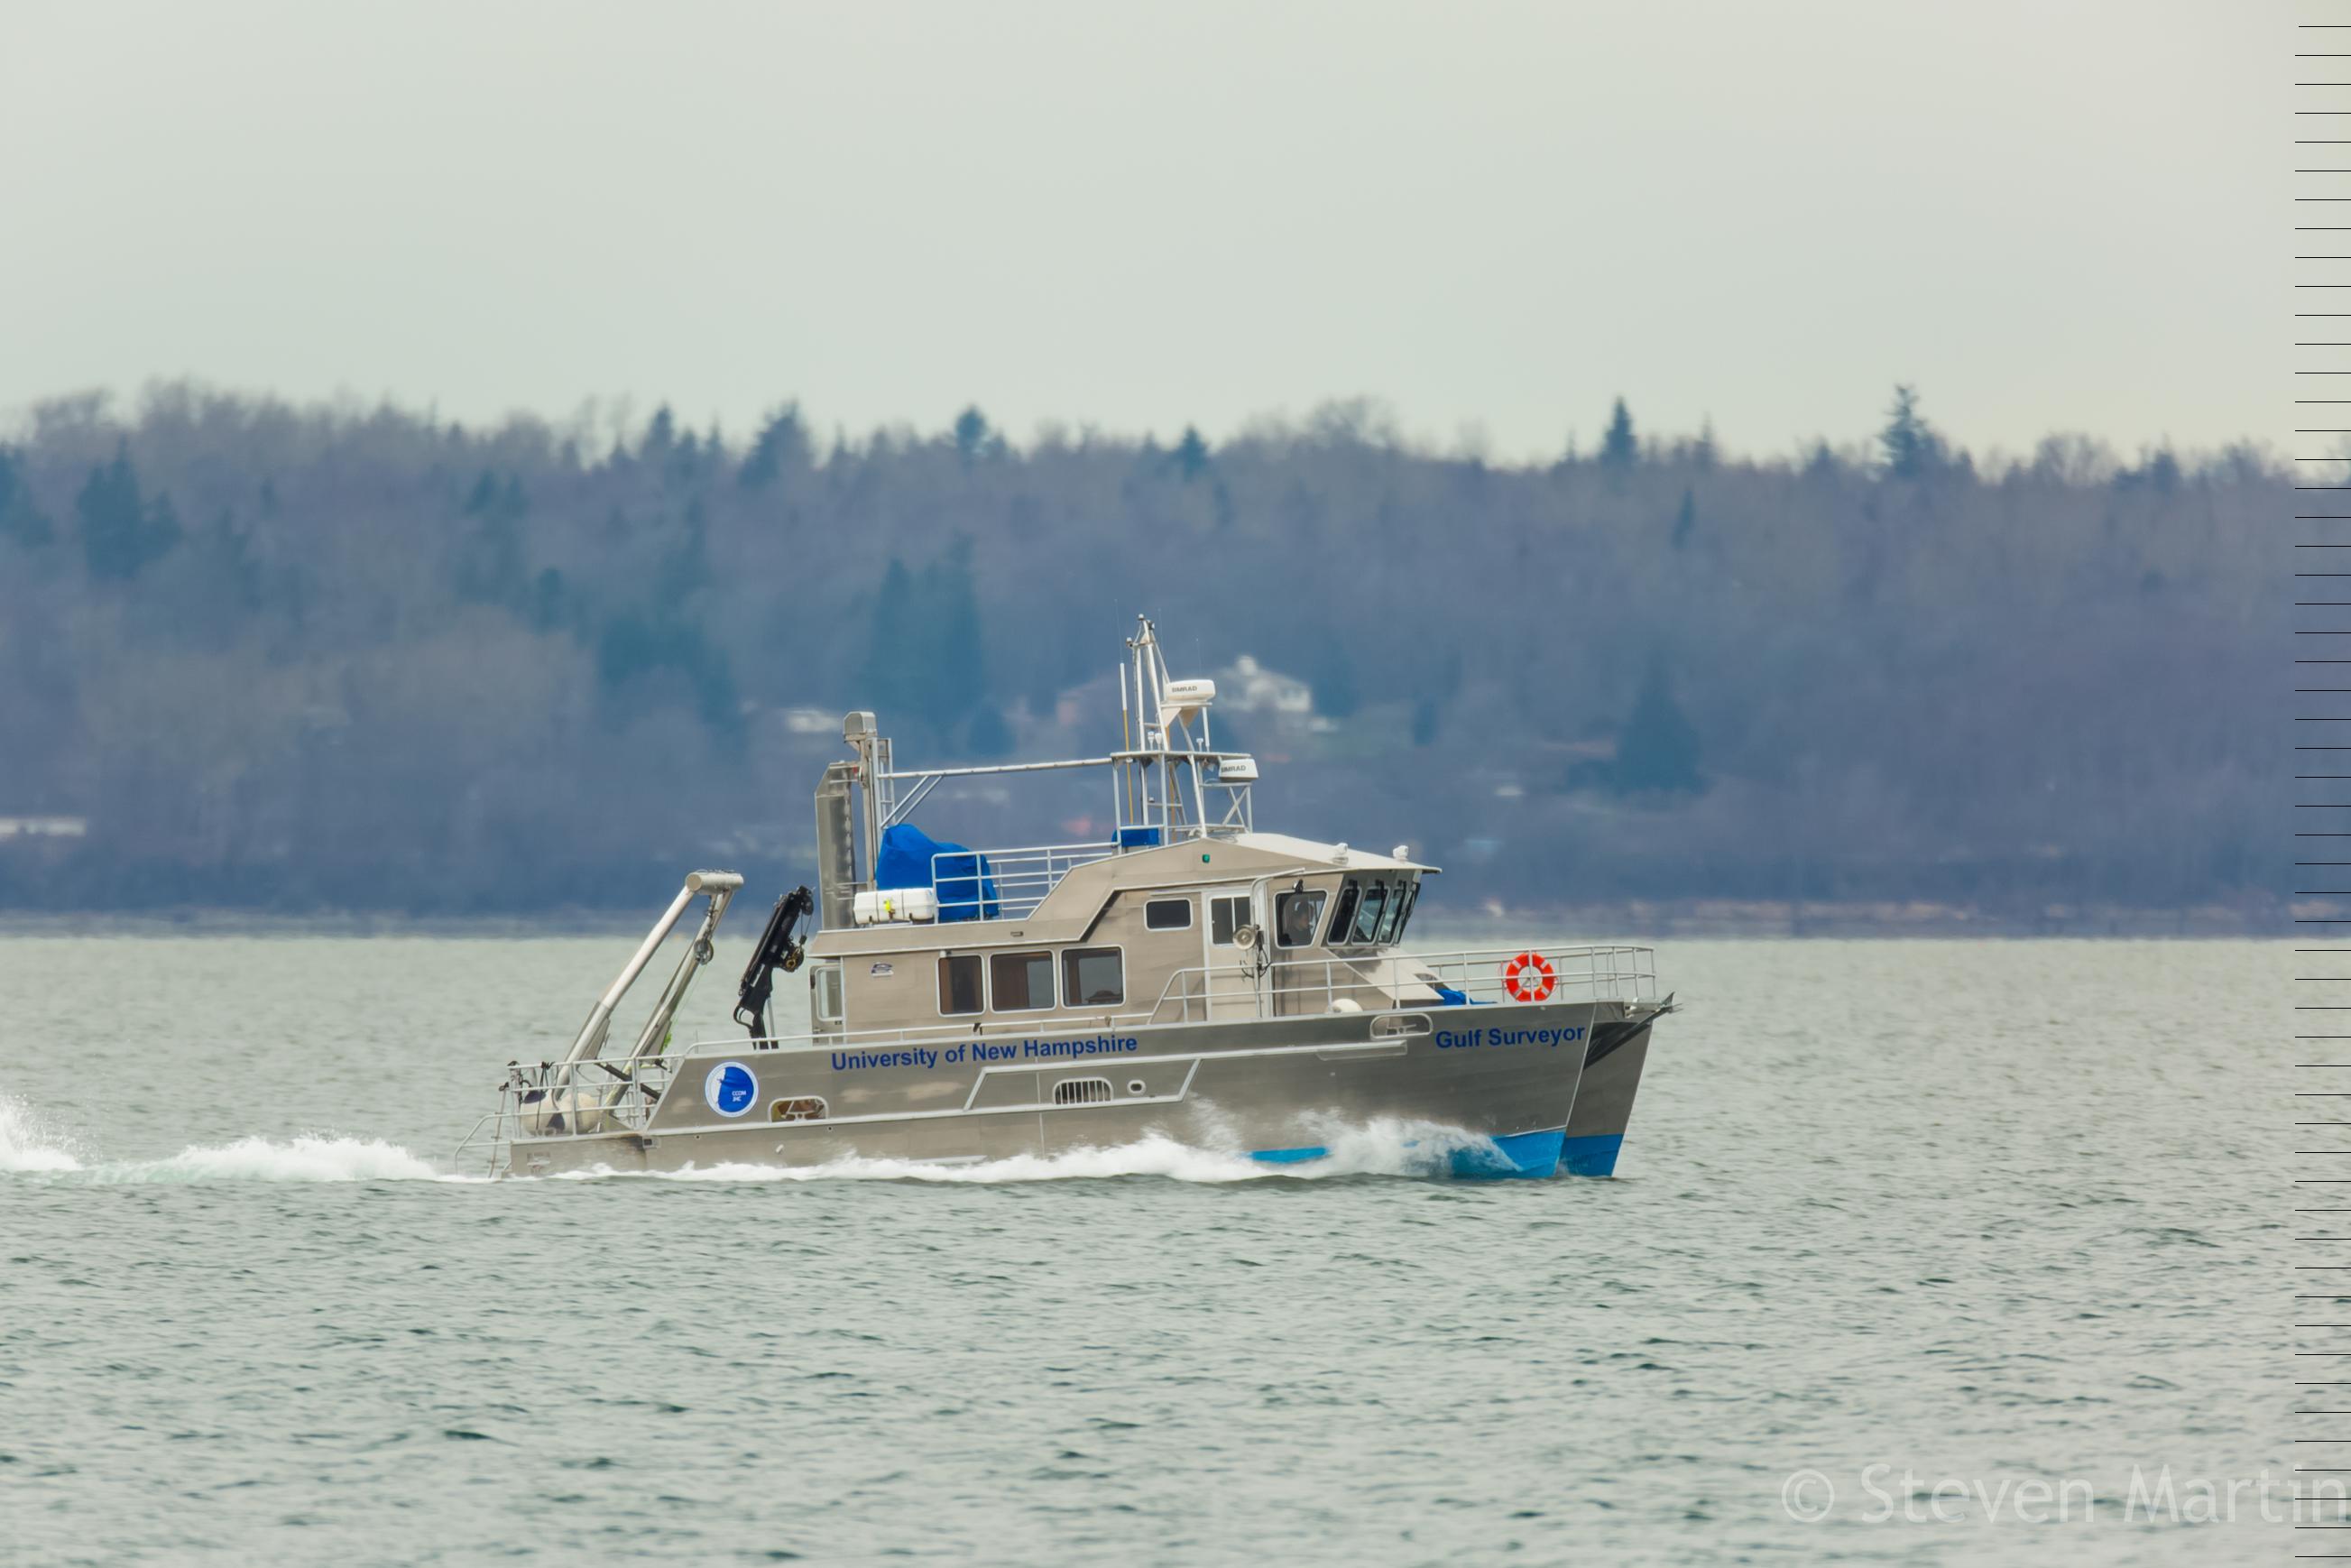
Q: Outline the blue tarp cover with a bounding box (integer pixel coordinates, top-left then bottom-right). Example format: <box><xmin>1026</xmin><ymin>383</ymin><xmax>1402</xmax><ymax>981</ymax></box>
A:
<box><xmin>876</xmin><ymin>822</ymin><xmax>999</xmax><ymax>922</ymax></box>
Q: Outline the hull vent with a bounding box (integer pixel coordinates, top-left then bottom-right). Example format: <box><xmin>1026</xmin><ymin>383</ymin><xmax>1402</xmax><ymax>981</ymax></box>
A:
<box><xmin>1052</xmin><ymin>1077</ymin><xmax>1114</xmax><ymax>1107</ymax></box>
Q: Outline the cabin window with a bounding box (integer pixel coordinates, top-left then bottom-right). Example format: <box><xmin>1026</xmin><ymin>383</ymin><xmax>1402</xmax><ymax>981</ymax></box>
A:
<box><xmin>1275</xmin><ymin>889</ymin><xmax>1326</xmax><ymax>947</ymax></box>
<box><xmin>1210</xmin><ymin>895</ymin><xmax>1249</xmax><ymax>945</ymax></box>
<box><xmin>1377</xmin><ymin>879</ymin><xmax>1412</xmax><ymax>944</ymax></box>
<box><xmin>1063</xmin><ymin>946</ymin><xmax>1125</xmax><ymax>1007</ymax></box>
<box><xmin>1327</xmin><ymin>881</ymin><xmax>1360</xmax><ymax>946</ymax></box>
<box><xmin>1145</xmin><ymin>897</ymin><xmax>1193</xmax><ymax>931</ymax></box>
<box><xmin>990</xmin><ymin>950</ymin><xmax>1056</xmax><ymax>1011</ymax></box>
<box><xmin>937</xmin><ymin>954</ymin><xmax>982</xmax><ymax>1015</ymax></box>
<box><xmin>1350</xmin><ymin>881</ymin><xmax>1388</xmax><ymax>945</ymax></box>
<box><xmin>812</xmin><ymin>963</ymin><xmax>844</xmax><ymax>1026</ymax></box>
<box><xmin>770</xmin><ymin>1096</ymin><xmax>826</xmax><ymax>1122</ymax></box>
<box><xmin>1390</xmin><ymin>881</ymin><xmax>1421</xmax><ymax>943</ymax></box>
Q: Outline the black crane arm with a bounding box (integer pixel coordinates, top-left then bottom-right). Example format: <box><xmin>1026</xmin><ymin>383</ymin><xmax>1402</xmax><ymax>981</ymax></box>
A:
<box><xmin>733</xmin><ymin>884</ymin><xmax>815</xmax><ymax>1040</ymax></box>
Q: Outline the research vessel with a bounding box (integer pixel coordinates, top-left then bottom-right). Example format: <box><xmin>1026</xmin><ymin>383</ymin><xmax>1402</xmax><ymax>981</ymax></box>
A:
<box><xmin>464</xmin><ymin>619</ymin><xmax>1669</xmax><ymax>1179</ymax></box>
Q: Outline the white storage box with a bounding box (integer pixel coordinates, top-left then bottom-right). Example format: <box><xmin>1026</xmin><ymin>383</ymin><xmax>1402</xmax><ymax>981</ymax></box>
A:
<box><xmin>853</xmin><ymin>887</ymin><xmax>939</xmax><ymax>925</ymax></box>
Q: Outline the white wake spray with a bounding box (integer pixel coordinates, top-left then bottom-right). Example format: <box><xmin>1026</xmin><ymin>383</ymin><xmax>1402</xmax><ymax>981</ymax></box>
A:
<box><xmin>78</xmin><ymin>1134</ymin><xmax>449</xmax><ymax>1185</ymax></box>
<box><xmin>0</xmin><ymin>1093</ymin><xmax>85</xmax><ymax>1174</ymax></box>
<box><xmin>587</xmin><ymin>1117</ymin><xmax>1498</xmax><ymax>1185</ymax></box>
<box><xmin>0</xmin><ymin>1090</ymin><xmax>457</xmax><ymax>1184</ymax></box>
<box><xmin>0</xmin><ymin>1095</ymin><xmax>1502</xmax><ymax>1187</ymax></box>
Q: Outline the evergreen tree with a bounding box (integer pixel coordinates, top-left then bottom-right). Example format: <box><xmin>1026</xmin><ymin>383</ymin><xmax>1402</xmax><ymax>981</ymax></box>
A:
<box><xmin>657</xmin><ymin>497</ymin><xmax>710</xmax><ymax>602</ymax></box>
<box><xmin>76</xmin><ymin>444</ymin><xmax>180</xmax><ymax>580</ymax></box>
<box><xmin>1610</xmin><ymin>657</ymin><xmax>1703</xmax><ymax>796</ymax></box>
<box><xmin>739</xmin><ymin>402</ymin><xmax>808</xmax><ymax>491</ymax></box>
<box><xmin>463</xmin><ymin>469</ymin><xmax>500</xmax><ymax>516</ymax></box>
<box><xmin>454</xmin><ymin>469</ymin><xmax>530</xmax><ymax>607</ymax></box>
<box><xmin>1879</xmin><ymin>384</ymin><xmax>1943</xmax><ymax>480</ymax></box>
<box><xmin>860</xmin><ymin>541</ymin><xmax>991</xmax><ymax>752</ymax></box>
<box><xmin>0</xmin><ymin>448</ymin><xmax>52</xmax><ymax>547</ymax></box>
<box><xmin>1171</xmin><ymin>425</ymin><xmax>1211</xmax><ymax>482</ymax></box>
<box><xmin>919</xmin><ymin>536</ymin><xmax>987</xmax><ymax>739</ymax></box>
<box><xmin>455</xmin><ymin>514</ymin><xmax>526</xmax><ymax>607</ymax></box>
<box><xmin>642</xmin><ymin>405</ymin><xmax>677</xmax><ymax>460</ymax></box>
<box><xmin>1672</xmin><ymin>488</ymin><xmax>1696</xmax><ymax>550</ymax></box>
<box><xmin>862</xmin><ymin>558</ymin><xmax>919</xmax><ymax>721</ymax></box>
<box><xmin>594</xmin><ymin>611</ymin><xmax>739</xmax><ymax>733</ymax></box>
<box><xmin>1599</xmin><ymin>397</ymin><xmax>1637</xmax><ymax>472</ymax></box>
<box><xmin>952</xmin><ymin>406</ymin><xmax>995</xmax><ymax>465</ymax></box>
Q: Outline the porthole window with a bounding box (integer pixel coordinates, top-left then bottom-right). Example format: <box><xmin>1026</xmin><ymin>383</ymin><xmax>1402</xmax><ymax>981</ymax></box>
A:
<box><xmin>1145</xmin><ymin>898</ymin><xmax>1193</xmax><ymax>931</ymax></box>
<box><xmin>1127</xmin><ymin>1079</ymin><xmax>1148</xmax><ymax>1095</ymax></box>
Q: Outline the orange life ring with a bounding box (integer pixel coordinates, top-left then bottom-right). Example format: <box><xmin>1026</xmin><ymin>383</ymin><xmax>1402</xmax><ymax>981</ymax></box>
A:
<box><xmin>1503</xmin><ymin>951</ymin><xmax>1555</xmax><ymax>1002</ymax></box>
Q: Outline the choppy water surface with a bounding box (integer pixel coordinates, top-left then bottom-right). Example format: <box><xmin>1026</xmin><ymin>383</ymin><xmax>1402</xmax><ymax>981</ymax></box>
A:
<box><xmin>0</xmin><ymin>937</ymin><xmax>2290</xmax><ymax>1564</ymax></box>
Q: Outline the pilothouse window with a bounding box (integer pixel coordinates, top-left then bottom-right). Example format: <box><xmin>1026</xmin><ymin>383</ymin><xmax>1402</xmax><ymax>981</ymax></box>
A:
<box><xmin>1327</xmin><ymin>881</ymin><xmax>1360</xmax><ymax>946</ymax></box>
<box><xmin>990</xmin><ymin>950</ymin><xmax>1055</xmax><ymax>1012</ymax></box>
<box><xmin>937</xmin><ymin>954</ymin><xmax>982</xmax><ymax>1016</ymax></box>
<box><xmin>1377</xmin><ymin>879</ymin><xmax>1412</xmax><ymax>944</ymax></box>
<box><xmin>1351</xmin><ymin>881</ymin><xmax>1388</xmax><ymax>945</ymax></box>
<box><xmin>1276</xmin><ymin>889</ymin><xmax>1326</xmax><ymax>948</ymax></box>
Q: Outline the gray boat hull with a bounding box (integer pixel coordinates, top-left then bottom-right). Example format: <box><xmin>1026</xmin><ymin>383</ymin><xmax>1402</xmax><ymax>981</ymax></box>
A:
<box><xmin>1557</xmin><ymin>1013</ymin><xmax>1658</xmax><ymax>1176</ymax></box>
<box><xmin>498</xmin><ymin>1001</ymin><xmax>1642</xmax><ymax>1180</ymax></box>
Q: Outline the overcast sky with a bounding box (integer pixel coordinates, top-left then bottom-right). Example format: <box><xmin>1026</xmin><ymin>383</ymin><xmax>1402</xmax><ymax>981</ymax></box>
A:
<box><xmin>0</xmin><ymin>2</ymin><xmax>2277</xmax><ymax>462</ymax></box>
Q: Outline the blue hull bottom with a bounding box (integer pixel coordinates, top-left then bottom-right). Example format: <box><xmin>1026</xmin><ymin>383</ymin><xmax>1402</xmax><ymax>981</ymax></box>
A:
<box><xmin>1249</xmin><ymin>1126</ymin><xmax>1565</xmax><ymax>1180</ymax></box>
<box><xmin>1557</xmin><ymin>1132</ymin><xmax>1625</xmax><ymax>1177</ymax></box>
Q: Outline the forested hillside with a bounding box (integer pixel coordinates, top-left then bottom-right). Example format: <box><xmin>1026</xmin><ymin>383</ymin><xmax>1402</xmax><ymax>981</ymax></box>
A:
<box><xmin>0</xmin><ymin>384</ymin><xmax>2272</xmax><ymax>921</ymax></box>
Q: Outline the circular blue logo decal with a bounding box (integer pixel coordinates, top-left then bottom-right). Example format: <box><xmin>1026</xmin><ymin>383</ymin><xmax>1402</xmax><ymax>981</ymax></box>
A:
<box><xmin>704</xmin><ymin>1061</ymin><xmax>757</xmax><ymax>1118</ymax></box>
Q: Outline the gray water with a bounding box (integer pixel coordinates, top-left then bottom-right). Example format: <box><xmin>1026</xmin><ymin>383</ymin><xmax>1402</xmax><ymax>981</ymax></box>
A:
<box><xmin>0</xmin><ymin>938</ymin><xmax>2290</xmax><ymax>1564</ymax></box>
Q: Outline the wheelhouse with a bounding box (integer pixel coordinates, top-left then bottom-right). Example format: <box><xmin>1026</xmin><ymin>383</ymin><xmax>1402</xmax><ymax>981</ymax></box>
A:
<box><xmin>794</xmin><ymin>617</ymin><xmax>1439</xmax><ymax>1038</ymax></box>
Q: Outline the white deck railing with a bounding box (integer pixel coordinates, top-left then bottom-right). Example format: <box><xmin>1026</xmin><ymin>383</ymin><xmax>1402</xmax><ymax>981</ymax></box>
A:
<box><xmin>927</xmin><ymin>841</ymin><xmax>1118</xmax><ymax>921</ymax></box>
<box><xmin>1145</xmin><ymin>944</ymin><xmax>1658</xmax><ymax>1022</ymax></box>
